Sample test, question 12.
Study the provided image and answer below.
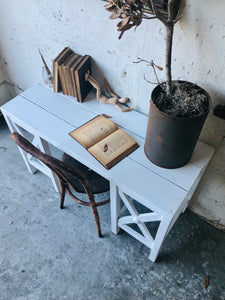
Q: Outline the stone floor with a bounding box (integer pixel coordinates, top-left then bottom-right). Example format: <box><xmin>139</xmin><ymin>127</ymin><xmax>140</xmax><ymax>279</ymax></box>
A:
<box><xmin>0</xmin><ymin>116</ymin><xmax>225</xmax><ymax>300</ymax></box>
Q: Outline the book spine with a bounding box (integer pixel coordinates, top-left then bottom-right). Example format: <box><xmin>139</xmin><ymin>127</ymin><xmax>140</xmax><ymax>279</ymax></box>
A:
<box><xmin>70</xmin><ymin>56</ymin><xmax>83</xmax><ymax>100</ymax></box>
<box><xmin>70</xmin><ymin>69</ymin><xmax>77</xmax><ymax>98</ymax></box>
<box><xmin>53</xmin><ymin>61</ymin><xmax>58</xmax><ymax>92</ymax></box>
<box><xmin>58</xmin><ymin>65</ymin><xmax>68</xmax><ymax>95</ymax></box>
<box><xmin>63</xmin><ymin>66</ymin><xmax>74</xmax><ymax>97</ymax></box>
<box><xmin>75</xmin><ymin>70</ymin><xmax>82</xmax><ymax>102</ymax></box>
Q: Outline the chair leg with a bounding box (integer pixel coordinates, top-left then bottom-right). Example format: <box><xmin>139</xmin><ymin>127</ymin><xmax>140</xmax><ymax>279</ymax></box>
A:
<box><xmin>89</xmin><ymin>198</ymin><xmax>103</xmax><ymax>238</ymax></box>
<box><xmin>59</xmin><ymin>182</ymin><xmax>66</xmax><ymax>209</ymax></box>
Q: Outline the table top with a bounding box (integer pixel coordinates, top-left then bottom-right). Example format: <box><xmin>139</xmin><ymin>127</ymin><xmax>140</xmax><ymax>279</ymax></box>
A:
<box><xmin>1</xmin><ymin>83</ymin><xmax>215</xmax><ymax>216</ymax></box>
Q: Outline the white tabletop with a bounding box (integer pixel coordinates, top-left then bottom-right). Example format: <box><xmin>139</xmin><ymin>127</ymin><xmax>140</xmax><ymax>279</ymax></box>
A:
<box><xmin>1</xmin><ymin>83</ymin><xmax>215</xmax><ymax>216</ymax></box>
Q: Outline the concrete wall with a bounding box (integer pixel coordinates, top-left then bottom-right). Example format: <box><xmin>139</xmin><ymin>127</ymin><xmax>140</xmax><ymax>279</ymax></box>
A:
<box><xmin>0</xmin><ymin>0</ymin><xmax>224</xmax><ymax>228</ymax></box>
<box><xmin>0</xmin><ymin>58</ymin><xmax>14</xmax><ymax>107</ymax></box>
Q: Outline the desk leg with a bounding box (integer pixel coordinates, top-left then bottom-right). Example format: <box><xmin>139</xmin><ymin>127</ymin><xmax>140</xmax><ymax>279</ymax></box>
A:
<box><xmin>3</xmin><ymin>114</ymin><xmax>59</xmax><ymax>193</ymax></box>
<box><xmin>110</xmin><ymin>182</ymin><xmax>120</xmax><ymax>234</ymax></box>
<box><xmin>4</xmin><ymin>115</ymin><xmax>37</xmax><ymax>174</ymax></box>
<box><xmin>149</xmin><ymin>215</ymin><xmax>172</xmax><ymax>262</ymax></box>
<box><xmin>113</xmin><ymin>188</ymin><xmax>174</xmax><ymax>262</ymax></box>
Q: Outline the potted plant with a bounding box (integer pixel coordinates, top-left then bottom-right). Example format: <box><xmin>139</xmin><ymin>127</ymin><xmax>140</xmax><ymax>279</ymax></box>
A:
<box><xmin>104</xmin><ymin>0</ymin><xmax>210</xmax><ymax>168</ymax></box>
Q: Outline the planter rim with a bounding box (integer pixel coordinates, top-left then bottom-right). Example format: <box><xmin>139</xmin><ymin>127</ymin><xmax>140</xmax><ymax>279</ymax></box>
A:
<box><xmin>151</xmin><ymin>80</ymin><xmax>211</xmax><ymax>121</ymax></box>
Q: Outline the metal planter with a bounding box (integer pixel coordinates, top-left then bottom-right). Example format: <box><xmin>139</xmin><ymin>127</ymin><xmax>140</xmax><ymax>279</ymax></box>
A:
<box><xmin>144</xmin><ymin>82</ymin><xmax>210</xmax><ymax>168</ymax></box>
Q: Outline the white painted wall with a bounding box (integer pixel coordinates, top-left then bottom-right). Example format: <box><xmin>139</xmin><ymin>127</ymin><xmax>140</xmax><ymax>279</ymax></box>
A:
<box><xmin>0</xmin><ymin>0</ymin><xmax>224</xmax><ymax>228</ymax></box>
<box><xmin>0</xmin><ymin>58</ymin><xmax>13</xmax><ymax>107</ymax></box>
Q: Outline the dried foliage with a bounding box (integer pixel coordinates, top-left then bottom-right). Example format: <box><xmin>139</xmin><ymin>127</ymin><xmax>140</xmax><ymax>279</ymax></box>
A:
<box><xmin>104</xmin><ymin>1</ymin><xmax>209</xmax><ymax>117</ymax></box>
<box><xmin>155</xmin><ymin>81</ymin><xmax>209</xmax><ymax>117</ymax></box>
<box><xmin>104</xmin><ymin>0</ymin><xmax>182</xmax><ymax>96</ymax></box>
<box><xmin>134</xmin><ymin>57</ymin><xmax>163</xmax><ymax>84</ymax></box>
<box><xmin>104</xmin><ymin>0</ymin><xmax>180</xmax><ymax>39</ymax></box>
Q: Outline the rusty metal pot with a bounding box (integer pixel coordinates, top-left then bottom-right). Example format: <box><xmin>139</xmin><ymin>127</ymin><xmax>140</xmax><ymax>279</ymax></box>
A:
<box><xmin>144</xmin><ymin>81</ymin><xmax>210</xmax><ymax>168</ymax></box>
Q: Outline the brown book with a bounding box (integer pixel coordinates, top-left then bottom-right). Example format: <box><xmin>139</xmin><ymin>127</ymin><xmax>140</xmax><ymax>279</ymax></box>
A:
<box><xmin>62</xmin><ymin>54</ymin><xmax>79</xmax><ymax>96</ymax></box>
<box><xmin>70</xmin><ymin>55</ymin><xmax>83</xmax><ymax>98</ymax></box>
<box><xmin>69</xmin><ymin>115</ymin><xmax>139</xmax><ymax>169</ymax></box>
<box><xmin>53</xmin><ymin>47</ymin><xmax>73</xmax><ymax>92</ymax></box>
<box><xmin>74</xmin><ymin>55</ymin><xmax>92</xmax><ymax>102</ymax></box>
<box><xmin>58</xmin><ymin>53</ymin><xmax>74</xmax><ymax>95</ymax></box>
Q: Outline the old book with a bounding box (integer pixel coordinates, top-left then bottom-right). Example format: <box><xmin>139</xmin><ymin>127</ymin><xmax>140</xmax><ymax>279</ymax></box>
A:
<box><xmin>70</xmin><ymin>55</ymin><xmax>83</xmax><ymax>98</ymax></box>
<box><xmin>58</xmin><ymin>53</ymin><xmax>74</xmax><ymax>95</ymax></box>
<box><xmin>62</xmin><ymin>54</ymin><xmax>79</xmax><ymax>96</ymax></box>
<box><xmin>69</xmin><ymin>115</ymin><xmax>139</xmax><ymax>169</ymax></box>
<box><xmin>74</xmin><ymin>55</ymin><xmax>92</xmax><ymax>102</ymax></box>
<box><xmin>53</xmin><ymin>47</ymin><xmax>73</xmax><ymax>93</ymax></box>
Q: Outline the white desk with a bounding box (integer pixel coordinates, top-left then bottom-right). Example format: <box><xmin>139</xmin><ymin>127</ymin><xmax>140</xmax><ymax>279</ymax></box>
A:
<box><xmin>1</xmin><ymin>83</ymin><xmax>214</xmax><ymax>262</ymax></box>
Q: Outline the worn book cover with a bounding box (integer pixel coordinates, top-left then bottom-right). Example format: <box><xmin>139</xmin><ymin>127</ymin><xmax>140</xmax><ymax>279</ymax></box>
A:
<box><xmin>70</xmin><ymin>55</ymin><xmax>83</xmax><ymax>98</ymax></box>
<box><xmin>58</xmin><ymin>53</ymin><xmax>75</xmax><ymax>95</ymax></box>
<box><xmin>62</xmin><ymin>54</ymin><xmax>79</xmax><ymax>97</ymax></box>
<box><xmin>74</xmin><ymin>55</ymin><xmax>92</xmax><ymax>102</ymax></box>
<box><xmin>69</xmin><ymin>115</ymin><xmax>139</xmax><ymax>169</ymax></box>
<box><xmin>53</xmin><ymin>47</ymin><xmax>73</xmax><ymax>93</ymax></box>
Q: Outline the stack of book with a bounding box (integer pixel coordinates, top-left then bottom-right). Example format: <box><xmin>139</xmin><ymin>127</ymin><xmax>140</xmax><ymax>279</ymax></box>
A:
<box><xmin>53</xmin><ymin>47</ymin><xmax>92</xmax><ymax>102</ymax></box>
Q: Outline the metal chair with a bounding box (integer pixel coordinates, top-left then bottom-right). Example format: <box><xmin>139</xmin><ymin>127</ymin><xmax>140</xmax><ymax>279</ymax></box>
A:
<box><xmin>11</xmin><ymin>132</ymin><xmax>110</xmax><ymax>237</ymax></box>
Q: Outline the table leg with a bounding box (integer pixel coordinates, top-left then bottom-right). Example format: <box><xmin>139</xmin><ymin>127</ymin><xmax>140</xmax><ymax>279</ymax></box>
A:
<box><xmin>3</xmin><ymin>114</ymin><xmax>59</xmax><ymax>192</ymax></box>
<box><xmin>110</xmin><ymin>182</ymin><xmax>120</xmax><ymax>234</ymax></box>
<box><xmin>4</xmin><ymin>115</ymin><xmax>37</xmax><ymax>174</ymax></box>
<box><xmin>149</xmin><ymin>215</ymin><xmax>172</xmax><ymax>262</ymax></box>
<box><xmin>113</xmin><ymin>187</ymin><xmax>173</xmax><ymax>262</ymax></box>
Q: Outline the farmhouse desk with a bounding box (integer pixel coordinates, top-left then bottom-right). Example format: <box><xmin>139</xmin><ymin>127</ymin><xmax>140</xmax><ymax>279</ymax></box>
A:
<box><xmin>1</xmin><ymin>83</ymin><xmax>214</xmax><ymax>262</ymax></box>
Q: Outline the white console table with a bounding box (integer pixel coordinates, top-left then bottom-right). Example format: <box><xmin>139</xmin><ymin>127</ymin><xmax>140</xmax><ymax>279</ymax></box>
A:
<box><xmin>0</xmin><ymin>83</ymin><xmax>214</xmax><ymax>262</ymax></box>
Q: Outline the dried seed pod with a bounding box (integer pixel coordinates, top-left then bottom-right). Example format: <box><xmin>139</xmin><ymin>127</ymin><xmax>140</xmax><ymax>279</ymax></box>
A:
<box><xmin>204</xmin><ymin>275</ymin><xmax>210</xmax><ymax>289</ymax></box>
<box><xmin>117</xmin><ymin>17</ymin><xmax>130</xmax><ymax>29</ymax></box>
<box><xmin>110</xmin><ymin>12</ymin><xmax>121</xmax><ymax>19</ymax></box>
<box><xmin>154</xmin><ymin>63</ymin><xmax>163</xmax><ymax>71</ymax></box>
<box><xmin>103</xmin><ymin>144</ymin><xmax>108</xmax><ymax>152</ymax></box>
<box><xmin>117</xmin><ymin>22</ymin><xmax>133</xmax><ymax>32</ymax></box>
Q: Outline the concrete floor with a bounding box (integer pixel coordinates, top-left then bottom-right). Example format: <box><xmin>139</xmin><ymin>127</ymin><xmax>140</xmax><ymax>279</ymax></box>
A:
<box><xmin>0</xmin><ymin>116</ymin><xmax>225</xmax><ymax>300</ymax></box>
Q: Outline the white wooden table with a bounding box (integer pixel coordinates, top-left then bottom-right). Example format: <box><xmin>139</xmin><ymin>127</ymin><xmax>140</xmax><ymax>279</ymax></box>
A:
<box><xmin>0</xmin><ymin>83</ymin><xmax>214</xmax><ymax>262</ymax></box>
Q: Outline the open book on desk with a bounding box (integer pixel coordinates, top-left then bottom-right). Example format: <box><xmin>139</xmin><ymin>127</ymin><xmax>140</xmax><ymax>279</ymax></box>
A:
<box><xmin>69</xmin><ymin>115</ymin><xmax>139</xmax><ymax>169</ymax></box>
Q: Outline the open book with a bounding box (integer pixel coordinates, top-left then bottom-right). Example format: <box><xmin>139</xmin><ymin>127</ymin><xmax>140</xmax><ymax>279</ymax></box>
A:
<box><xmin>69</xmin><ymin>115</ymin><xmax>139</xmax><ymax>169</ymax></box>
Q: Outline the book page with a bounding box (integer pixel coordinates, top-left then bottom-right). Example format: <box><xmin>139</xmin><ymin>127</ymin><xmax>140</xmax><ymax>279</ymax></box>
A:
<box><xmin>88</xmin><ymin>129</ymin><xmax>138</xmax><ymax>168</ymax></box>
<box><xmin>69</xmin><ymin>115</ymin><xmax>118</xmax><ymax>149</ymax></box>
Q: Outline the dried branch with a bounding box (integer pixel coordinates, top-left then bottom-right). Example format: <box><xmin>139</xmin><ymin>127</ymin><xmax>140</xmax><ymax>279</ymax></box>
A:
<box><xmin>39</xmin><ymin>49</ymin><xmax>52</xmax><ymax>76</ymax></box>
<box><xmin>168</xmin><ymin>0</ymin><xmax>181</xmax><ymax>22</ymax></box>
<box><xmin>134</xmin><ymin>57</ymin><xmax>162</xmax><ymax>84</ymax></box>
<box><xmin>174</xmin><ymin>14</ymin><xmax>183</xmax><ymax>24</ymax></box>
<box><xmin>148</xmin><ymin>0</ymin><xmax>167</xmax><ymax>24</ymax></box>
<box><xmin>151</xmin><ymin>60</ymin><xmax>161</xmax><ymax>84</ymax></box>
<box><xmin>168</xmin><ymin>0</ymin><xmax>175</xmax><ymax>22</ymax></box>
<box><xmin>143</xmin><ymin>73</ymin><xmax>159</xmax><ymax>85</ymax></box>
<box><xmin>104</xmin><ymin>0</ymin><xmax>183</xmax><ymax>97</ymax></box>
<box><xmin>104</xmin><ymin>0</ymin><xmax>166</xmax><ymax>39</ymax></box>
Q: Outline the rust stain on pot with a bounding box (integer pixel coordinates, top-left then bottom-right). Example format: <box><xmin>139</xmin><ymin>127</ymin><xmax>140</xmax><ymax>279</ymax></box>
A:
<box><xmin>144</xmin><ymin>81</ymin><xmax>210</xmax><ymax>169</ymax></box>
